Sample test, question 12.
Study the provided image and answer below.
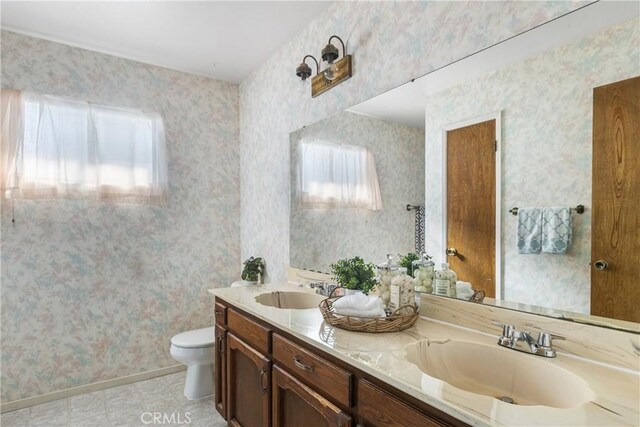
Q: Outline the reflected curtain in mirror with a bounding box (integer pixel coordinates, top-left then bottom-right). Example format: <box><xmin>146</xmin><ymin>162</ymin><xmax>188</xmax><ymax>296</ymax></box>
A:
<box><xmin>297</xmin><ymin>140</ymin><xmax>382</xmax><ymax>210</ymax></box>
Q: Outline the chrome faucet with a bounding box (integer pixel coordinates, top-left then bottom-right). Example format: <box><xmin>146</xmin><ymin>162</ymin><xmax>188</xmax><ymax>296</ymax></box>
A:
<box><xmin>309</xmin><ymin>281</ymin><xmax>337</xmax><ymax>297</ymax></box>
<box><xmin>492</xmin><ymin>321</ymin><xmax>565</xmax><ymax>358</ymax></box>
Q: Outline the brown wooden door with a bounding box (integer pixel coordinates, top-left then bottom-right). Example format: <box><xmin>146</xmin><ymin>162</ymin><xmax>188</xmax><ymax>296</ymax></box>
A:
<box><xmin>272</xmin><ymin>366</ymin><xmax>351</xmax><ymax>427</ymax></box>
<box><xmin>591</xmin><ymin>76</ymin><xmax>640</xmax><ymax>323</ymax></box>
<box><xmin>226</xmin><ymin>333</ymin><xmax>271</xmax><ymax>427</ymax></box>
<box><xmin>446</xmin><ymin>119</ymin><xmax>496</xmax><ymax>297</ymax></box>
<box><xmin>215</xmin><ymin>325</ymin><xmax>227</xmax><ymax>419</ymax></box>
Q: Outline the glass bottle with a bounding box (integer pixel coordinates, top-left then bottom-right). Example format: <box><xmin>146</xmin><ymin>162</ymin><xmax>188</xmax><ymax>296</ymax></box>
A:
<box><xmin>376</xmin><ymin>254</ymin><xmax>398</xmax><ymax>308</ymax></box>
<box><xmin>390</xmin><ymin>267</ymin><xmax>415</xmax><ymax>313</ymax></box>
<box><xmin>434</xmin><ymin>263</ymin><xmax>453</xmax><ymax>297</ymax></box>
<box><xmin>411</xmin><ymin>252</ymin><xmax>434</xmax><ymax>294</ymax></box>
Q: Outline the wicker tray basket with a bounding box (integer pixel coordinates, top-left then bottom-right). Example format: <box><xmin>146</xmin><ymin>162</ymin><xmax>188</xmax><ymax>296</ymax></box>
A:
<box><xmin>319</xmin><ymin>290</ymin><xmax>419</xmax><ymax>333</ymax></box>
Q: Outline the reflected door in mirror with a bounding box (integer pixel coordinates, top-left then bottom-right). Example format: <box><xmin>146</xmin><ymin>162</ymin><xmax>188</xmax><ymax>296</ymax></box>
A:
<box><xmin>591</xmin><ymin>76</ymin><xmax>640</xmax><ymax>323</ymax></box>
<box><xmin>446</xmin><ymin>119</ymin><xmax>496</xmax><ymax>298</ymax></box>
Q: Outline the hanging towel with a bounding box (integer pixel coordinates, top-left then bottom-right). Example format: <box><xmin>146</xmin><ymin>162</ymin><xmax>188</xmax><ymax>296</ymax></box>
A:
<box><xmin>415</xmin><ymin>205</ymin><xmax>425</xmax><ymax>253</ymax></box>
<box><xmin>542</xmin><ymin>207</ymin><xmax>572</xmax><ymax>254</ymax></box>
<box><xmin>517</xmin><ymin>208</ymin><xmax>542</xmax><ymax>254</ymax></box>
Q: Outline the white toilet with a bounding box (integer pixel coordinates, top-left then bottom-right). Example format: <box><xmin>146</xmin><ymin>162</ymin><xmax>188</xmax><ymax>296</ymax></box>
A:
<box><xmin>170</xmin><ymin>326</ymin><xmax>215</xmax><ymax>400</ymax></box>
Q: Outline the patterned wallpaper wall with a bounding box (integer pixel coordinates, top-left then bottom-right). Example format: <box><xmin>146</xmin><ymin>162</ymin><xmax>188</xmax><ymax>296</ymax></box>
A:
<box><xmin>423</xmin><ymin>19</ymin><xmax>639</xmax><ymax>314</ymax></box>
<box><xmin>239</xmin><ymin>1</ymin><xmax>589</xmax><ymax>283</ymax></box>
<box><xmin>290</xmin><ymin>112</ymin><xmax>424</xmax><ymax>273</ymax></box>
<box><xmin>0</xmin><ymin>31</ymin><xmax>240</xmax><ymax>402</ymax></box>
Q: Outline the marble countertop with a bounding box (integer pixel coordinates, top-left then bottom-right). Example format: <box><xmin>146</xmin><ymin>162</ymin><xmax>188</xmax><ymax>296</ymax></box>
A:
<box><xmin>209</xmin><ymin>283</ymin><xmax>639</xmax><ymax>427</ymax></box>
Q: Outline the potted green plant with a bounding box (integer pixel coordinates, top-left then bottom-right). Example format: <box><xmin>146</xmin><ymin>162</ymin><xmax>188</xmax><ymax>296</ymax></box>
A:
<box><xmin>241</xmin><ymin>257</ymin><xmax>264</xmax><ymax>284</ymax></box>
<box><xmin>399</xmin><ymin>252</ymin><xmax>419</xmax><ymax>277</ymax></box>
<box><xmin>330</xmin><ymin>256</ymin><xmax>377</xmax><ymax>295</ymax></box>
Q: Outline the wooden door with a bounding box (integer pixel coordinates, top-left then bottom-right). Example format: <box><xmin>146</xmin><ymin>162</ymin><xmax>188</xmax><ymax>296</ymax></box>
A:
<box><xmin>446</xmin><ymin>119</ymin><xmax>496</xmax><ymax>297</ymax></box>
<box><xmin>227</xmin><ymin>333</ymin><xmax>271</xmax><ymax>427</ymax></box>
<box><xmin>271</xmin><ymin>366</ymin><xmax>351</xmax><ymax>427</ymax></box>
<box><xmin>215</xmin><ymin>325</ymin><xmax>227</xmax><ymax>418</ymax></box>
<box><xmin>592</xmin><ymin>76</ymin><xmax>640</xmax><ymax>323</ymax></box>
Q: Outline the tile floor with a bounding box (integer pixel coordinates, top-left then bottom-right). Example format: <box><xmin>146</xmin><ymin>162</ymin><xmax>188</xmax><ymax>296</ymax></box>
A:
<box><xmin>1</xmin><ymin>371</ymin><xmax>226</xmax><ymax>427</ymax></box>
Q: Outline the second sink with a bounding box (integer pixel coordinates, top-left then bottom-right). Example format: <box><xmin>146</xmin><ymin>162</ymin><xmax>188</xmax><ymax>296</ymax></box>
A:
<box><xmin>405</xmin><ymin>339</ymin><xmax>595</xmax><ymax>409</ymax></box>
<box><xmin>255</xmin><ymin>291</ymin><xmax>325</xmax><ymax>309</ymax></box>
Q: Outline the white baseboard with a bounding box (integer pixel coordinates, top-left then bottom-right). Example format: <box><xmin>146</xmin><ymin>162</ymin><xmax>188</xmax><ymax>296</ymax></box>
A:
<box><xmin>1</xmin><ymin>364</ymin><xmax>187</xmax><ymax>414</ymax></box>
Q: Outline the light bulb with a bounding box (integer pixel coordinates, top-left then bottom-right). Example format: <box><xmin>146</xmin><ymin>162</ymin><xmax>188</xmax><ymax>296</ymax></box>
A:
<box><xmin>297</xmin><ymin>77</ymin><xmax>309</xmax><ymax>94</ymax></box>
<box><xmin>323</xmin><ymin>62</ymin><xmax>339</xmax><ymax>81</ymax></box>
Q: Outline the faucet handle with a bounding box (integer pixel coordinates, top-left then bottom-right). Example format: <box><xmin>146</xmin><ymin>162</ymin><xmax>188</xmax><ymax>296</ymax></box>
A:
<box><xmin>536</xmin><ymin>332</ymin><xmax>565</xmax><ymax>347</ymax></box>
<box><xmin>491</xmin><ymin>321</ymin><xmax>515</xmax><ymax>338</ymax></box>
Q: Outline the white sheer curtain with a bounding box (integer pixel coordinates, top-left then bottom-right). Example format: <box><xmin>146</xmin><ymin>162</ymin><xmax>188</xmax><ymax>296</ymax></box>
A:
<box><xmin>1</xmin><ymin>90</ymin><xmax>167</xmax><ymax>204</ymax></box>
<box><xmin>298</xmin><ymin>139</ymin><xmax>383</xmax><ymax>210</ymax></box>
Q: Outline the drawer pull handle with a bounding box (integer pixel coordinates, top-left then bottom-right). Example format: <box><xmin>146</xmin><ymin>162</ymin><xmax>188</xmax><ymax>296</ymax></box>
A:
<box><xmin>259</xmin><ymin>368</ymin><xmax>268</xmax><ymax>394</ymax></box>
<box><xmin>217</xmin><ymin>336</ymin><xmax>224</xmax><ymax>354</ymax></box>
<box><xmin>293</xmin><ymin>356</ymin><xmax>314</xmax><ymax>372</ymax></box>
<box><xmin>215</xmin><ymin>311</ymin><xmax>223</xmax><ymax>317</ymax></box>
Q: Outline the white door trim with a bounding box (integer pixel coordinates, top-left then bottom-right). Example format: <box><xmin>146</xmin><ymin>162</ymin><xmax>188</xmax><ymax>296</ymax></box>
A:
<box><xmin>441</xmin><ymin>111</ymin><xmax>502</xmax><ymax>300</ymax></box>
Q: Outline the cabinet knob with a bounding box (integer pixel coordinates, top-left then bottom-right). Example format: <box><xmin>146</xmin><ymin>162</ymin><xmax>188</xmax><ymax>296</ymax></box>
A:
<box><xmin>446</xmin><ymin>247</ymin><xmax>458</xmax><ymax>257</ymax></box>
<box><xmin>593</xmin><ymin>260</ymin><xmax>609</xmax><ymax>271</ymax></box>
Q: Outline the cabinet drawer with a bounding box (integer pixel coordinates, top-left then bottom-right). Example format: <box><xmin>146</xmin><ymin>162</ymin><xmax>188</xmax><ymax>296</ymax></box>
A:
<box><xmin>273</xmin><ymin>333</ymin><xmax>352</xmax><ymax>407</ymax></box>
<box><xmin>227</xmin><ymin>309</ymin><xmax>270</xmax><ymax>354</ymax></box>
<box><xmin>358</xmin><ymin>380</ymin><xmax>447</xmax><ymax>427</ymax></box>
<box><xmin>214</xmin><ymin>301</ymin><xmax>227</xmax><ymax>326</ymax></box>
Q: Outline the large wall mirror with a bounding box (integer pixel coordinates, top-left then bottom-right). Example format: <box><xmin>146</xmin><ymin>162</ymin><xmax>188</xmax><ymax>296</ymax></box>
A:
<box><xmin>290</xmin><ymin>2</ymin><xmax>639</xmax><ymax>332</ymax></box>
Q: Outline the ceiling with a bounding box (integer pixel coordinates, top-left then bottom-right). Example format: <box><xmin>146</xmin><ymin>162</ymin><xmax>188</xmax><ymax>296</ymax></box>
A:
<box><xmin>0</xmin><ymin>1</ymin><xmax>333</xmax><ymax>83</ymax></box>
<box><xmin>348</xmin><ymin>1</ymin><xmax>639</xmax><ymax>129</ymax></box>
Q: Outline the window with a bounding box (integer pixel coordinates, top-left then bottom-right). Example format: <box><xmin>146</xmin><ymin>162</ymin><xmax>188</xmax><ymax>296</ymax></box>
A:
<box><xmin>297</xmin><ymin>139</ymin><xmax>382</xmax><ymax>210</ymax></box>
<box><xmin>1</xmin><ymin>90</ymin><xmax>167</xmax><ymax>204</ymax></box>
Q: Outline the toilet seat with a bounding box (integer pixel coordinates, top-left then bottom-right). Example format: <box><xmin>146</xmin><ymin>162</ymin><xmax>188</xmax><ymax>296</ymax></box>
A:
<box><xmin>171</xmin><ymin>326</ymin><xmax>215</xmax><ymax>348</ymax></box>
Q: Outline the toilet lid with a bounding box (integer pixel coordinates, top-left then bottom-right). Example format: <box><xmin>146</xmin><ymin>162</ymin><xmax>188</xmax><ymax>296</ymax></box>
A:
<box><xmin>171</xmin><ymin>327</ymin><xmax>215</xmax><ymax>348</ymax></box>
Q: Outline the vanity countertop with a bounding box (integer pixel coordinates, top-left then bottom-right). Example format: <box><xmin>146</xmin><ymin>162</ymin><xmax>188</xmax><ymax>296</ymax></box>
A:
<box><xmin>208</xmin><ymin>283</ymin><xmax>639</xmax><ymax>427</ymax></box>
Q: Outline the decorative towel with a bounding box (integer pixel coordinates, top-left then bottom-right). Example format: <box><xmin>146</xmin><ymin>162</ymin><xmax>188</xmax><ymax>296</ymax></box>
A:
<box><xmin>456</xmin><ymin>281</ymin><xmax>474</xmax><ymax>300</ymax></box>
<box><xmin>415</xmin><ymin>205</ymin><xmax>425</xmax><ymax>253</ymax></box>
<box><xmin>332</xmin><ymin>293</ymin><xmax>386</xmax><ymax>318</ymax></box>
<box><xmin>517</xmin><ymin>208</ymin><xmax>542</xmax><ymax>254</ymax></box>
<box><xmin>542</xmin><ymin>207</ymin><xmax>572</xmax><ymax>254</ymax></box>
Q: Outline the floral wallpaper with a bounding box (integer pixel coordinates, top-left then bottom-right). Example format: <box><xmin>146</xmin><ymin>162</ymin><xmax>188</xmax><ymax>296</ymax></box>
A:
<box><xmin>423</xmin><ymin>18</ymin><xmax>639</xmax><ymax>314</ymax></box>
<box><xmin>239</xmin><ymin>1</ymin><xmax>590</xmax><ymax>283</ymax></box>
<box><xmin>289</xmin><ymin>112</ymin><xmax>424</xmax><ymax>273</ymax></box>
<box><xmin>0</xmin><ymin>31</ymin><xmax>240</xmax><ymax>402</ymax></box>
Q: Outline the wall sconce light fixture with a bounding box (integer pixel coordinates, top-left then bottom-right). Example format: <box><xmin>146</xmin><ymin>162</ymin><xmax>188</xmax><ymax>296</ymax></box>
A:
<box><xmin>295</xmin><ymin>35</ymin><xmax>352</xmax><ymax>98</ymax></box>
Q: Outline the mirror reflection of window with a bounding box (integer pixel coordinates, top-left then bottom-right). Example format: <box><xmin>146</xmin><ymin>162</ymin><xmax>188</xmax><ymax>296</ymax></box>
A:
<box><xmin>298</xmin><ymin>139</ymin><xmax>382</xmax><ymax>210</ymax></box>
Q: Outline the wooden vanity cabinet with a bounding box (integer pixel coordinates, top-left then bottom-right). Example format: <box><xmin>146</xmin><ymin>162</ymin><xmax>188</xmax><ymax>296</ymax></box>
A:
<box><xmin>226</xmin><ymin>332</ymin><xmax>272</xmax><ymax>427</ymax></box>
<box><xmin>272</xmin><ymin>365</ymin><xmax>352</xmax><ymax>427</ymax></box>
<box><xmin>215</xmin><ymin>299</ymin><xmax>467</xmax><ymax>427</ymax></box>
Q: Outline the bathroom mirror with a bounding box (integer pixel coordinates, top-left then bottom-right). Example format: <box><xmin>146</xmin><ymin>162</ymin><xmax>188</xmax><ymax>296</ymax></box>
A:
<box><xmin>289</xmin><ymin>2</ymin><xmax>640</xmax><ymax>332</ymax></box>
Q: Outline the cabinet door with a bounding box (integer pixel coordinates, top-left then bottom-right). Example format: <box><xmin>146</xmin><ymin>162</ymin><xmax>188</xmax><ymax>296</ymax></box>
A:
<box><xmin>227</xmin><ymin>333</ymin><xmax>271</xmax><ymax>427</ymax></box>
<box><xmin>358</xmin><ymin>380</ymin><xmax>449</xmax><ymax>427</ymax></box>
<box><xmin>272</xmin><ymin>366</ymin><xmax>351</xmax><ymax>427</ymax></box>
<box><xmin>215</xmin><ymin>325</ymin><xmax>226</xmax><ymax>419</ymax></box>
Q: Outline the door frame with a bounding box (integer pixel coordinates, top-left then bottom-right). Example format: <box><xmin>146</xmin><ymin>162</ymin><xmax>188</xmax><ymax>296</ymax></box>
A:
<box><xmin>441</xmin><ymin>111</ymin><xmax>502</xmax><ymax>300</ymax></box>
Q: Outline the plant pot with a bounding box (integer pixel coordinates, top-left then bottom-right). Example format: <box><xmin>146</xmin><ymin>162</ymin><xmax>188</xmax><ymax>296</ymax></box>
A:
<box><xmin>344</xmin><ymin>289</ymin><xmax>364</xmax><ymax>296</ymax></box>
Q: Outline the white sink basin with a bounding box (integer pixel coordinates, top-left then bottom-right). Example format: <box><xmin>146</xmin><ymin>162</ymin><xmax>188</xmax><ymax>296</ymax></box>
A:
<box><xmin>405</xmin><ymin>339</ymin><xmax>595</xmax><ymax>408</ymax></box>
<box><xmin>255</xmin><ymin>291</ymin><xmax>325</xmax><ymax>309</ymax></box>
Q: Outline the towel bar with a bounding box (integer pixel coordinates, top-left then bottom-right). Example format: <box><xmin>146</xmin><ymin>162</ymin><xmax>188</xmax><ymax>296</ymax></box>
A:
<box><xmin>509</xmin><ymin>205</ymin><xmax>584</xmax><ymax>216</ymax></box>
